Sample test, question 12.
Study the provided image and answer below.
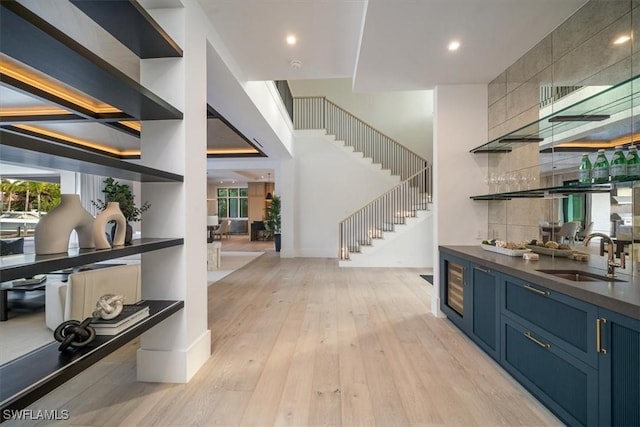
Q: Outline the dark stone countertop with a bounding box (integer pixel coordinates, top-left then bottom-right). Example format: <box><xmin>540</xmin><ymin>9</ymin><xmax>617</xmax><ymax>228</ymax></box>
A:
<box><xmin>440</xmin><ymin>245</ymin><xmax>640</xmax><ymax>320</ymax></box>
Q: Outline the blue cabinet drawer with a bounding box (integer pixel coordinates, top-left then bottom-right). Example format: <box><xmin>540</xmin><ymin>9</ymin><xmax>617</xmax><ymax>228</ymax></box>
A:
<box><xmin>502</xmin><ymin>274</ymin><xmax>598</xmax><ymax>367</ymax></box>
<box><xmin>502</xmin><ymin>316</ymin><xmax>598</xmax><ymax>426</ymax></box>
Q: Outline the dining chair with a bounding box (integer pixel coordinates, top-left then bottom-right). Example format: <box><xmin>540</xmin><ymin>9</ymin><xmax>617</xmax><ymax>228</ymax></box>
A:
<box><xmin>212</xmin><ymin>220</ymin><xmax>231</xmax><ymax>240</ymax></box>
<box><xmin>554</xmin><ymin>221</ymin><xmax>580</xmax><ymax>244</ymax></box>
<box><xmin>575</xmin><ymin>221</ymin><xmax>594</xmax><ymax>242</ymax></box>
<box><xmin>539</xmin><ymin>220</ymin><xmax>551</xmax><ymax>242</ymax></box>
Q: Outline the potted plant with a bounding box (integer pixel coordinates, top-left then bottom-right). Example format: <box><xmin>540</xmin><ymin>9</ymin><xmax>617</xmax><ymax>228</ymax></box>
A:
<box><xmin>92</xmin><ymin>177</ymin><xmax>150</xmax><ymax>244</ymax></box>
<box><xmin>265</xmin><ymin>194</ymin><xmax>281</xmax><ymax>252</ymax></box>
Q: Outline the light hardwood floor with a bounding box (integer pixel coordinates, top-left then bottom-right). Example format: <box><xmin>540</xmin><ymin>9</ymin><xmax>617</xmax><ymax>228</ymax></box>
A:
<box><xmin>218</xmin><ymin>234</ymin><xmax>275</xmax><ymax>252</ymax></box>
<box><xmin>14</xmin><ymin>253</ymin><xmax>560</xmax><ymax>426</ymax></box>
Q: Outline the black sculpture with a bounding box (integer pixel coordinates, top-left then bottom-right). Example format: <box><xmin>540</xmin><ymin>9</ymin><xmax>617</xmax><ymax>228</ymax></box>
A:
<box><xmin>54</xmin><ymin>318</ymin><xmax>96</xmax><ymax>351</ymax></box>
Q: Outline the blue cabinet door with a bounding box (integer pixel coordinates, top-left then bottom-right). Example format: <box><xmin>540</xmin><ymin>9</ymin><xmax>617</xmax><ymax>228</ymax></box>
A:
<box><xmin>439</xmin><ymin>253</ymin><xmax>470</xmax><ymax>333</ymax></box>
<box><xmin>597</xmin><ymin>308</ymin><xmax>640</xmax><ymax>427</ymax></box>
<box><xmin>501</xmin><ymin>316</ymin><xmax>598</xmax><ymax>426</ymax></box>
<box><xmin>470</xmin><ymin>263</ymin><xmax>500</xmax><ymax>360</ymax></box>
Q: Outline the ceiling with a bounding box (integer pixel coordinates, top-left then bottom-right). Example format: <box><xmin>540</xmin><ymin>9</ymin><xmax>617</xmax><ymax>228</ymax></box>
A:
<box><xmin>200</xmin><ymin>0</ymin><xmax>589</xmax><ymax>92</ymax></box>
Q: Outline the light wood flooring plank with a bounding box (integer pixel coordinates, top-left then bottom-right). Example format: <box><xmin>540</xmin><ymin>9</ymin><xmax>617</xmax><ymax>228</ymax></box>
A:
<box><xmin>335</xmin><ymin>280</ymin><xmax>375</xmax><ymax>427</ymax></box>
<box><xmin>347</xmin><ymin>270</ymin><xmax>412</xmax><ymax>426</ymax></box>
<box><xmin>239</xmin><ymin>264</ymin><xmax>309</xmax><ymax>425</ymax></box>
<box><xmin>273</xmin><ymin>270</ymin><xmax>323</xmax><ymax>426</ymax></box>
<box><xmin>307</xmin><ymin>274</ymin><xmax>341</xmax><ymax>427</ymax></box>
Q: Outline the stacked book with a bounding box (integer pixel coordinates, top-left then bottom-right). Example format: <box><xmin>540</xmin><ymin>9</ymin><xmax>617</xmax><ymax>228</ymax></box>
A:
<box><xmin>91</xmin><ymin>304</ymin><xmax>149</xmax><ymax>335</ymax></box>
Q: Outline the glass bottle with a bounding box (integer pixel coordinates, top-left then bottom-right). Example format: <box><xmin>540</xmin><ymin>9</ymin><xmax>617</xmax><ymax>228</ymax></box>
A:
<box><xmin>592</xmin><ymin>149</ymin><xmax>610</xmax><ymax>183</ymax></box>
<box><xmin>627</xmin><ymin>145</ymin><xmax>640</xmax><ymax>180</ymax></box>
<box><xmin>578</xmin><ymin>154</ymin><xmax>592</xmax><ymax>184</ymax></box>
<box><xmin>610</xmin><ymin>145</ymin><xmax>627</xmax><ymax>181</ymax></box>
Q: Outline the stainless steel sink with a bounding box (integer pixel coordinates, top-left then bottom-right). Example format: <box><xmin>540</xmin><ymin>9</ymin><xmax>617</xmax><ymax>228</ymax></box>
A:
<box><xmin>536</xmin><ymin>269</ymin><xmax>626</xmax><ymax>283</ymax></box>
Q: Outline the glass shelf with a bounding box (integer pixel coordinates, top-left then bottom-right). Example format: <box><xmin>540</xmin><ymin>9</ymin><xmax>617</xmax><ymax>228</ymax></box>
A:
<box><xmin>470</xmin><ymin>182</ymin><xmax>615</xmax><ymax>200</ymax></box>
<box><xmin>471</xmin><ymin>74</ymin><xmax>640</xmax><ymax>153</ymax></box>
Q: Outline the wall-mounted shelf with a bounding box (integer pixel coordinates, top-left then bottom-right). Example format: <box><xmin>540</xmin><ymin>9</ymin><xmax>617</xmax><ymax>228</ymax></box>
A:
<box><xmin>471</xmin><ymin>74</ymin><xmax>640</xmax><ymax>154</ymax></box>
<box><xmin>0</xmin><ymin>299</ymin><xmax>184</xmax><ymax>420</ymax></box>
<box><xmin>0</xmin><ymin>129</ymin><xmax>183</xmax><ymax>182</ymax></box>
<box><xmin>70</xmin><ymin>0</ymin><xmax>183</xmax><ymax>59</ymax></box>
<box><xmin>0</xmin><ymin>238</ymin><xmax>183</xmax><ymax>282</ymax></box>
<box><xmin>470</xmin><ymin>183</ymin><xmax>614</xmax><ymax>200</ymax></box>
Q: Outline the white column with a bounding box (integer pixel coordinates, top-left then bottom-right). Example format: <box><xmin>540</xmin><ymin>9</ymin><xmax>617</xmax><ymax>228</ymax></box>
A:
<box><xmin>432</xmin><ymin>85</ymin><xmax>488</xmax><ymax>316</ymax></box>
<box><xmin>278</xmin><ymin>157</ymin><xmax>296</xmax><ymax>258</ymax></box>
<box><xmin>137</xmin><ymin>2</ymin><xmax>210</xmax><ymax>383</ymax></box>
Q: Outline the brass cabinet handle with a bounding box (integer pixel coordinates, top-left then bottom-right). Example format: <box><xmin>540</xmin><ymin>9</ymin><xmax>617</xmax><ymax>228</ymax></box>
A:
<box><xmin>596</xmin><ymin>318</ymin><xmax>607</xmax><ymax>354</ymax></box>
<box><xmin>524</xmin><ymin>332</ymin><xmax>551</xmax><ymax>349</ymax></box>
<box><xmin>474</xmin><ymin>266</ymin><xmax>489</xmax><ymax>273</ymax></box>
<box><xmin>523</xmin><ymin>284</ymin><xmax>550</xmax><ymax>296</ymax></box>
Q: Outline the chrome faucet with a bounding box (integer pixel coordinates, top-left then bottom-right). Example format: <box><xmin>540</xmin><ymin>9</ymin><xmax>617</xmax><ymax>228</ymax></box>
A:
<box><xmin>583</xmin><ymin>232</ymin><xmax>625</xmax><ymax>277</ymax></box>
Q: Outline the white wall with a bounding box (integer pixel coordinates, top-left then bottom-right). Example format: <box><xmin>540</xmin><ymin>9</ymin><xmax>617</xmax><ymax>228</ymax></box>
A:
<box><xmin>432</xmin><ymin>85</ymin><xmax>489</xmax><ymax>316</ymax></box>
<box><xmin>287</xmin><ymin>130</ymin><xmax>399</xmax><ymax>257</ymax></box>
<box><xmin>343</xmin><ymin>210</ymin><xmax>433</xmax><ymax>268</ymax></box>
<box><xmin>289</xmin><ymin>78</ymin><xmax>433</xmax><ymax>162</ymax></box>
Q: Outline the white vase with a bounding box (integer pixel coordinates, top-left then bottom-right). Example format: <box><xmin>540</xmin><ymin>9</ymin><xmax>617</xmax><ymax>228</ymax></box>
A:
<box><xmin>93</xmin><ymin>202</ymin><xmax>127</xmax><ymax>249</ymax></box>
<box><xmin>35</xmin><ymin>194</ymin><xmax>95</xmax><ymax>255</ymax></box>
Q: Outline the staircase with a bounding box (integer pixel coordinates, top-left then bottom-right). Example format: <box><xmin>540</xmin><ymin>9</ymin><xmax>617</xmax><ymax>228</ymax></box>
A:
<box><xmin>293</xmin><ymin>97</ymin><xmax>432</xmax><ymax>262</ymax></box>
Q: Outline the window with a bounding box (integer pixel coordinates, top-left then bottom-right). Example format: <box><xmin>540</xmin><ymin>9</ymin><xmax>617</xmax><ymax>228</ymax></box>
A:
<box><xmin>217</xmin><ymin>187</ymin><xmax>248</xmax><ymax>218</ymax></box>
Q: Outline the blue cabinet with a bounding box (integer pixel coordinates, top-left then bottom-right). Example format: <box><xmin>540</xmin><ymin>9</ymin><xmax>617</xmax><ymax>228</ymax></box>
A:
<box><xmin>470</xmin><ymin>263</ymin><xmax>500</xmax><ymax>360</ymax></box>
<box><xmin>440</xmin><ymin>253</ymin><xmax>470</xmax><ymax>333</ymax></box>
<box><xmin>439</xmin><ymin>252</ymin><xmax>640</xmax><ymax>426</ymax></box>
<box><xmin>597</xmin><ymin>309</ymin><xmax>640</xmax><ymax>427</ymax></box>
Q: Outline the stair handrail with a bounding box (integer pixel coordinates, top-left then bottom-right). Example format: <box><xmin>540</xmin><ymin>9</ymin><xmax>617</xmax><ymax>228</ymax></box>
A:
<box><xmin>338</xmin><ymin>165</ymin><xmax>431</xmax><ymax>260</ymax></box>
<box><xmin>293</xmin><ymin>96</ymin><xmax>428</xmax><ymax>180</ymax></box>
<box><xmin>341</xmin><ymin>165</ymin><xmax>431</xmax><ymax>223</ymax></box>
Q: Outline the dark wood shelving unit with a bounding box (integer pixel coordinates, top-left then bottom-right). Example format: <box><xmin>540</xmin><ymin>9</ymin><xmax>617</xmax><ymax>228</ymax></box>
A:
<box><xmin>0</xmin><ymin>2</ymin><xmax>189</xmax><ymax>418</ymax></box>
<box><xmin>0</xmin><ymin>300</ymin><xmax>184</xmax><ymax>421</ymax></box>
<box><xmin>0</xmin><ymin>238</ymin><xmax>183</xmax><ymax>282</ymax></box>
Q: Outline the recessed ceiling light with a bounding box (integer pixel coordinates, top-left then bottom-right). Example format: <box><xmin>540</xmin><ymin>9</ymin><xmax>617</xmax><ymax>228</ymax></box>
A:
<box><xmin>286</xmin><ymin>35</ymin><xmax>297</xmax><ymax>45</ymax></box>
<box><xmin>614</xmin><ymin>35</ymin><xmax>631</xmax><ymax>45</ymax></box>
<box><xmin>448</xmin><ymin>40</ymin><xmax>461</xmax><ymax>51</ymax></box>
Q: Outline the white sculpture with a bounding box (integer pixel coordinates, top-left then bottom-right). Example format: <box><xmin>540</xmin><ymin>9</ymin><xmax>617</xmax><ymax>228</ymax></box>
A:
<box><xmin>34</xmin><ymin>194</ymin><xmax>95</xmax><ymax>255</ymax></box>
<box><xmin>92</xmin><ymin>294</ymin><xmax>125</xmax><ymax>320</ymax></box>
<box><xmin>93</xmin><ymin>202</ymin><xmax>127</xmax><ymax>249</ymax></box>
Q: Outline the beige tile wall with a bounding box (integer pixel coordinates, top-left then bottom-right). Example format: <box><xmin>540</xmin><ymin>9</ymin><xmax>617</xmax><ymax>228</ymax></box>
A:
<box><xmin>486</xmin><ymin>0</ymin><xmax>635</xmax><ymax>244</ymax></box>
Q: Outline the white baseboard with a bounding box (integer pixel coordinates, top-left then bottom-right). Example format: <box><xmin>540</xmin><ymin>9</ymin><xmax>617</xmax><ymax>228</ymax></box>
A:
<box><xmin>137</xmin><ymin>329</ymin><xmax>211</xmax><ymax>383</ymax></box>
